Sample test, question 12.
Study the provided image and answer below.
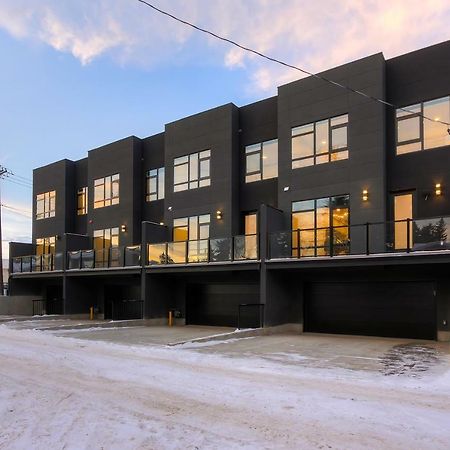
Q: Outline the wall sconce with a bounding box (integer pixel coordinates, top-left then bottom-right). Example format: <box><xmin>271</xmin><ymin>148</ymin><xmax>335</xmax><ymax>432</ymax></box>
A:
<box><xmin>362</xmin><ymin>189</ymin><xmax>369</xmax><ymax>202</ymax></box>
<box><xmin>435</xmin><ymin>183</ymin><xmax>442</xmax><ymax>196</ymax></box>
<box><xmin>216</xmin><ymin>210</ymin><xmax>223</xmax><ymax>220</ymax></box>
<box><xmin>159</xmin><ymin>222</ymin><xmax>164</xmax><ymax>226</ymax></box>
<box><xmin>120</xmin><ymin>224</ymin><xmax>127</xmax><ymax>233</ymax></box>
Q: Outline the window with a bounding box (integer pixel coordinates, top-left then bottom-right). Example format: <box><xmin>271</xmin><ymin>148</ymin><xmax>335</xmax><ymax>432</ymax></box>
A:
<box><xmin>77</xmin><ymin>187</ymin><xmax>88</xmax><ymax>215</ymax></box>
<box><xmin>396</xmin><ymin>96</ymin><xmax>450</xmax><ymax>155</ymax></box>
<box><xmin>146</xmin><ymin>167</ymin><xmax>165</xmax><ymax>201</ymax></box>
<box><xmin>292</xmin><ymin>114</ymin><xmax>348</xmax><ymax>168</ymax></box>
<box><xmin>36</xmin><ymin>236</ymin><xmax>56</xmax><ymax>255</ymax></box>
<box><xmin>243</xmin><ymin>212</ymin><xmax>258</xmax><ymax>259</ymax></box>
<box><xmin>394</xmin><ymin>193</ymin><xmax>413</xmax><ymax>250</ymax></box>
<box><xmin>173</xmin><ymin>214</ymin><xmax>210</xmax><ymax>262</ymax></box>
<box><xmin>174</xmin><ymin>150</ymin><xmax>210</xmax><ymax>192</ymax></box>
<box><xmin>245</xmin><ymin>139</ymin><xmax>278</xmax><ymax>183</ymax></box>
<box><xmin>292</xmin><ymin>195</ymin><xmax>349</xmax><ymax>256</ymax></box>
<box><xmin>93</xmin><ymin>227</ymin><xmax>119</xmax><ymax>267</ymax></box>
<box><xmin>36</xmin><ymin>191</ymin><xmax>56</xmax><ymax>220</ymax></box>
<box><xmin>94</xmin><ymin>174</ymin><xmax>119</xmax><ymax>208</ymax></box>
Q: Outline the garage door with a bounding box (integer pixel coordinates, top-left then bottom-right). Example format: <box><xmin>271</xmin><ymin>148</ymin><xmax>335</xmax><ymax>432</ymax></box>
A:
<box><xmin>305</xmin><ymin>282</ymin><xmax>436</xmax><ymax>340</ymax></box>
<box><xmin>186</xmin><ymin>283</ymin><xmax>260</xmax><ymax>327</ymax></box>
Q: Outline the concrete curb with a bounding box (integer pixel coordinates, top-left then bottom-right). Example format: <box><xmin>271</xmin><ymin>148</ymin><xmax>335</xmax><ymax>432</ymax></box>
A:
<box><xmin>167</xmin><ymin>323</ymin><xmax>302</xmax><ymax>346</ymax></box>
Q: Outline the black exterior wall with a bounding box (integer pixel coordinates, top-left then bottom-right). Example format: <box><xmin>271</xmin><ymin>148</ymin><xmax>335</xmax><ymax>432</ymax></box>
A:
<box><xmin>9</xmin><ymin>41</ymin><xmax>450</xmax><ymax>340</ymax></box>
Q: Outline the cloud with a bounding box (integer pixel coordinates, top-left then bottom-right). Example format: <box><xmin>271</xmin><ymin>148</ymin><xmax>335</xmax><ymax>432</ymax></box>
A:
<box><xmin>0</xmin><ymin>0</ymin><xmax>449</xmax><ymax>91</ymax></box>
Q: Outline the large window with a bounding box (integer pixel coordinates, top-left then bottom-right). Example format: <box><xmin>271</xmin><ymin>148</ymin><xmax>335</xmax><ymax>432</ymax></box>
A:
<box><xmin>394</xmin><ymin>193</ymin><xmax>413</xmax><ymax>250</ymax></box>
<box><xmin>292</xmin><ymin>114</ymin><xmax>348</xmax><ymax>169</ymax></box>
<box><xmin>94</xmin><ymin>174</ymin><xmax>119</xmax><ymax>208</ymax></box>
<box><xmin>93</xmin><ymin>227</ymin><xmax>119</xmax><ymax>267</ymax></box>
<box><xmin>77</xmin><ymin>187</ymin><xmax>88</xmax><ymax>215</ymax></box>
<box><xmin>36</xmin><ymin>236</ymin><xmax>56</xmax><ymax>255</ymax></box>
<box><xmin>36</xmin><ymin>190</ymin><xmax>56</xmax><ymax>220</ymax></box>
<box><xmin>174</xmin><ymin>150</ymin><xmax>210</xmax><ymax>192</ymax></box>
<box><xmin>245</xmin><ymin>139</ymin><xmax>278</xmax><ymax>183</ymax></box>
<box><xmin>146</xmin><ymin>167</ymin><xmax>165</xmax><ymax>201</ymax></box>
<box><xmin>292</xmin><ymin>195</ymin><xmax>349</xmax><ymax>256</ymax></box>
<box><xmin>396</xmin><ymin>96</ymin><xmax>450</xmax><ymax>155</ymax></box>
<box><xmin>173</xmin><ymin>214</ymin><xmax>210</xmax><ymax>262</ymax></box>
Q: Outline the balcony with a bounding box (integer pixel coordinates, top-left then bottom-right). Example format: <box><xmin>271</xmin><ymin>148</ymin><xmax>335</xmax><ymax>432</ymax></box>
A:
<box><xmin>147</xmin><ymin>234</ymin><xmax>258</xmax><ymax>265</ymax></box>
<box><xmin>268</xmin><ymin>217</ymin><xmax>450</xmax><ymax>260</ymax></box>
<box><xmin>11</xmin><ymin>246</ymin><xmax>141</xmax><ymax>273</ymax></box>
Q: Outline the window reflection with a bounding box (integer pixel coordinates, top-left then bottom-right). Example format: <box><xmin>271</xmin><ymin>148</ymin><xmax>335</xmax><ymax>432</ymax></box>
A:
<box><xmin>245</xmin><ymin>139</ymin><xmax>278</xmax><ymax>183</ymax></box>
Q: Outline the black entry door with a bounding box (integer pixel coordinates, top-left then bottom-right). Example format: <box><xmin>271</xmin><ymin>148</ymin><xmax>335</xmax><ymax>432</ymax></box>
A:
<box><xmin>305</xmin><ymin>282</ymin><xmax>436</xmax><ymax>340</ymax></box>
<box><xmin>186</xmin><ymin>283</ymin><xmax>259</xmax><ymax>327</ymax></box>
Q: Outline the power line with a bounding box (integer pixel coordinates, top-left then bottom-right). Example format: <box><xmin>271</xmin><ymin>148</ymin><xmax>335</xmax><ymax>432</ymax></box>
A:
<box><xmin>1</xmin><ymin>203</ymin><xmax>32</xmax><ymax>217</ymax></box>
<box><xmin>136</xmin><ymin>0</ymin><xmax>450</xmax><ymax>130</ymax></box>
<box><xmin>10</xmin><ymin>173</ymin><xmax>32</xmax><ymax>184</ymax></box>
<box><xmin>4</xmin><ymin>178</ymin><xmax>32</xmax><ymax>189</ymax></box>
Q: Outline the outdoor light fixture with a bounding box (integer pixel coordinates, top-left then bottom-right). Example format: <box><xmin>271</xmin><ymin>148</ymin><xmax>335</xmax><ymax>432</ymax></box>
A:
<box><xmin>283</xmin><ymin>186</ymin><xmax>290</xmax><ymax>192</ymax></box>
<box><xmin>362</xmin><ymin>189</ymin><xmax>369</xmax><ymax>202</ymax></box>
<box><xmin>216</xmin><ymin>210</ymin><xmax>223</xmax><ymax>220</ymax></box>
<box><xmin>120</xmin><ymin>224</ymin><xmax>127</xmax><ymax>232</ymax></box>
<box><xmin>435</xmin><ymin>183</ymin><xmax>442</xmax><ymax>196</ymax></box>
<box><xmin>159</xmin><ymin>222</ymin><xmax>164</xmax><ymax>226</ymax></box>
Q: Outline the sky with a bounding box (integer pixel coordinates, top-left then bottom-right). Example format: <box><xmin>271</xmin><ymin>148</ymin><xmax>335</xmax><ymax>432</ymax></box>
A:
<box><xmin>0</xmin><ymin>0</ymin><xmax>449</xmax><ymax>259</ymax></box>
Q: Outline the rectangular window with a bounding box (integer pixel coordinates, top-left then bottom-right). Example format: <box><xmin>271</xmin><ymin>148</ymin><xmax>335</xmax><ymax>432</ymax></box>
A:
<box><xmin>394</xmin><ymin>193</ymin><xmax>413</xmax><ymax>250</ymax></box>
<box><xmin>243</xmin><ymin>212</ymin><xmax>258</xmax><ymax>259</ymax></box>
<box><xmin>245</xmin><ymin>139</ymin><xmax>278</xmax><ymax>183</ymax></box>
<box><xmin>36</xmin><ymin>190</ymin><xmax>56</xmax><ymax>220</ymax></box>
<box><xmin>292</xmin><ymin>195</ymin><xmax>349</xmax><ymax>256</ymax></box>
<box><xmin>292</xmin><ymin>114</ymin><xmax>348</xmax><ymax>169</ymax></box>
<box><xmin>146</xmin><ymin>167</ymin><xmax>165</xmax><ymax>201</ymax></box>
<box><xmin>93</xmin><ymin>174</ymin><xmax>119</xmax><ymax>208</ymax></box>
<box><xmin>174</xmin><ymin>150</ymin><xmax>210</xmax><ymax>192</ymax></box>
<box><xmin>77</xmin><ymin>187</ymin><xmax>88</xmax><ymax>215</ymax></box>
<box><xmin>173</xmin><ymin>214</ymin><xmax>210</xmax><ymax>263</ymax></box>
<box><xmin>36</xmin><ymin>236</ymin><xmax>56</xmax><ymax>255</ymax></box>
<box><xmin>93</xmin><ymin>227</ymin><xmax>119</xmax><ymax>267</ymax></box>
<box><xmin>396</xmin><ymin>96</ymin><xmax>450</xmax><ymax>155</ymax></box>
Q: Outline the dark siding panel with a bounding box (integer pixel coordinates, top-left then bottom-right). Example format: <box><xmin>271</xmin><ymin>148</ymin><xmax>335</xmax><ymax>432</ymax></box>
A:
<box><xmin>305</xmin><ymin>281</ymin><xmax>436</xmax><ymax>339</ymax></box>
<box><xmin>186</xmin><ymin>283</ymin><xmax>259</xmax><ymax>327</ymax></box>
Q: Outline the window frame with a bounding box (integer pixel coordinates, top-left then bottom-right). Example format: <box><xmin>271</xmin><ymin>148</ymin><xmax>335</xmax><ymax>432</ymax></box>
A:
<box><xmin>77</xmin><ymin>187</ymin><xmax>88</xmax><ymax>215</ymax></box>
<box><xmin>173</xmin><ymin>150</ymin><xmax>211</xmax><ymax>193</ymax></box>
<box><xmin>146</xmin><ymin>167</ymin><xmax>165</xmax><ymax>202</ymax></box>
<box><xmin>36</xmin><ymin>236</ymin><xmax>56</xmax><ymax>255</ymax></box>
<box><xmin>396</xmin><ymin>95</ymin><xmax>450</xmax><ymax>155</ymax></box>
<box><xmin>291</xmin><ymin>114</ymin><xmax>348</xmax><ymax>169</ymax></box>
<box><xmin>245</xmin><ymin>139</ymin><xmax>278</xmax><ymax>183</ymax></box>
<box><xmin>36</xmin><ymin>190</ymin><xmax>56</xmax><ymax>220</ymax></box>
<box><xmin>93</xmin><ymin>173</ymin><xmax>120</xmax><ymax>209</ymax></box>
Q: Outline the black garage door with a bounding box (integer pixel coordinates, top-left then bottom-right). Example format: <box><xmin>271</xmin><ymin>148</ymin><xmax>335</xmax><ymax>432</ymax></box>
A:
<box><xmin>305</xmin><ymin>282</ymin><xmax>436</xmax><ymax>340</ymax></box>
<box><xmin>187</xmin><ymin>283</ymin><xmax>259</xmax><ymax>327</ymax></box>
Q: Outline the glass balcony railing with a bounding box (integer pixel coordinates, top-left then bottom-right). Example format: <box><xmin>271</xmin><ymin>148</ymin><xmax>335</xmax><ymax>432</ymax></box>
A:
<box><xmin>11</xmin><ymin>253</ymin><xmax>61</xmax><ymax>273</ymax></box>
<box><xmin>147</xmin><ymin>234</ymin><xmax>259</xmax><ymax>265</ymax></box>
<box><xmin>268</xmin><ymin>217</ymin><xmax>450</xmax><ymax>260</ymax></box>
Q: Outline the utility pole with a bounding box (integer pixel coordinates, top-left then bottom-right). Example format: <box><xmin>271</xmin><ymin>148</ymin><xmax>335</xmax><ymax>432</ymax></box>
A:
<box><xmin>0</xmin><ymin>165</ymin><xmax>11</xmax><ymax>295</ymax></box>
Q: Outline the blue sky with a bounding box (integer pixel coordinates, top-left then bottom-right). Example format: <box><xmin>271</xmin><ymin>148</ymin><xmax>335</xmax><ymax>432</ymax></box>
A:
<box><xmin>0</xmin><ymin>0</ymin><xmax>449</xmax><ymax>257</ymax></box>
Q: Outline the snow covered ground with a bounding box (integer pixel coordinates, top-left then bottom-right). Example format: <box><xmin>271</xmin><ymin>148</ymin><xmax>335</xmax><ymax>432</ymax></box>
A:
<box><xmin>0</xmin><ymin>324</ymin><xmax>449</xmax><ymax>450</ymax></box>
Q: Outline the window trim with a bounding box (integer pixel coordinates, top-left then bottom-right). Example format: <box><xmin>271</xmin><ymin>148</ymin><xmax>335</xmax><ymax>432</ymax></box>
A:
<box><xmin>146</xmin><ymin>167</ymin><xmax>165</xmax><ymax>202</ymax></box>
<box><xmin>396</xmin><ymin>95</ymin><xmax>450</xmax><ymax>155</ymax></box>
<box><xmin>245</xmin><ymin>139</ymin><xmax>278</xmax><ymax>183</ymax></box>
<box><xmin>93</xmin><ymin>173</ymin><xmax>120</xmax><ymax>209</ymax></box>
<box><xmin>291</xmin><ymin>114</ymin><xmax>348</xmax><ymax>169</ymax></box>
<box><xmin>173</xmin><ymin>150</ymin><xmax>211</xmax><ymax>193</ymax></box>
<box><xmin>77</xmin><ymin>187</ymin><xmax>88</xmax><ymax>215</ymax></box>
<box><xmin>36</xmin><ymin>190</ymin><xmax>56</xmax><ymax>220</ymax></box>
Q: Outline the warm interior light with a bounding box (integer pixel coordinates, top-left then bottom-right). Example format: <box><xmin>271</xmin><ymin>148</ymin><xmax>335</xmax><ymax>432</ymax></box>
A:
<box><xmin>216</xmin><ymin>210</ymin><xmax>223</xmax><ymax>220</ymax></box>
<box><xmin>362</xmin><ymin>189</ymin><xmax>369</xmax><ymax>201</ymax></box>
<box><xmin>435</xmin><ymin>183</ymin><xmax>442</xmax><ymax>196</ymax></box>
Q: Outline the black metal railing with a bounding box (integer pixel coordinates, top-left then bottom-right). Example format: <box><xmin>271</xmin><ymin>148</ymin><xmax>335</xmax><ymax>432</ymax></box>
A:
<box><xmin>268</xmin><ymin>216</ymin><xmax>450</xmax><ymax>260</ymax></box>
<box><xmin>238</xmin><ymin>303</ymin><xmax>265</xmax><ymax>329</ymax></box>
<box><xmin>32</xmin><ymin>298</ymin><xmax>63</xmax><ymax>316</ymax></box>
<box><xmin>67</xmin><ymin>245</ymin><xmax>141</xmax><ymax>270</ymax></box>
<box><xmin>147</xmin><ymin>234</ymin><xmax>259</xmax><ymax>265</ymax></box>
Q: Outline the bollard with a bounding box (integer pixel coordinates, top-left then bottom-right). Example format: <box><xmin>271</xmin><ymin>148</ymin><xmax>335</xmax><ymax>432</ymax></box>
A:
<box><xmin>168</xmin><ymin>310</ymin><xmax>173</xmax><ymax>327</ymax></box>
<box><xmin>89</xmin><ymin>306</ymin><xmax>94</xmax><ymax>321</ymax></box>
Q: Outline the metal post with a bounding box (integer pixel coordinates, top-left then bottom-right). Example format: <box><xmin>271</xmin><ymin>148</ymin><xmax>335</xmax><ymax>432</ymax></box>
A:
<box><xmin>231</xmin><ymin>236</ymin><xmax>235</xmax><ymax>262</ymax></box>
<box><xmin>330</xmin><ymin>226</ymin><xmax>334</xmax><ymax>257</ymax></box>
<box><xmin>366</xmin><ymin>222</ymin><xmax>370</xmax><ymax>255</ymax></box>
<box><xmin>406</xmin><ymin>218</ymin><xmax>411</xmax><ymax>253</ymax></box>
<box><xmin>297</xmin><ymin>229</ymin><xmax>300</xmax><ymax>258</ymax></box>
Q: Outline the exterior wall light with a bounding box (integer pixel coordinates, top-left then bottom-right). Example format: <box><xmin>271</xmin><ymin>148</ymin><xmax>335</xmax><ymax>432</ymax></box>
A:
<box><xmin>120</xmin><ymin>224</ymin><xmax>127</xmax><ymax>232</ymax></box>
<box><xmin>362</xmin><ymin>189</ymin><xmax>369</xmax><ymax>202</ymax></box>
<box><xmin>435</xmin><ymin>183</ymin><xmax>442</xmax><ymax>196</ymax></box>
<box><xmin>159</xmin><ymin>222</ymin><xmax>164</xmax><ymax>226</ymax></box>
<box><xmin>216</xmin><ymin>210</ymin><xmax>223</xmax><ymax>220</ymax></box>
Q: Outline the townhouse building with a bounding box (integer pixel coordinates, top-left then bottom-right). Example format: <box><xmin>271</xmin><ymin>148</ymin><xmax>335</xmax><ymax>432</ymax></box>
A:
<box><xmin>9</xmin><ymin>40</ymin><xmax>450</xmax><ymax>340</ymax></box>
